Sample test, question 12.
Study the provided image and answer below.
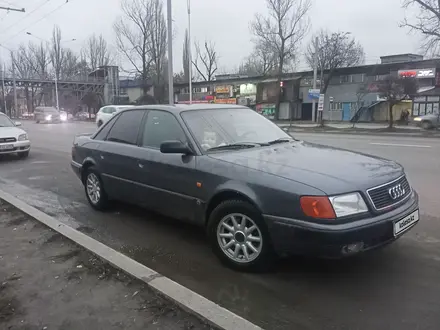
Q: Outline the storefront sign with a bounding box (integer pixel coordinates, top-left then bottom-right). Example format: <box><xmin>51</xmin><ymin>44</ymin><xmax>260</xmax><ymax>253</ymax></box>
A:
<box><xmin>256</xmin><ymin>104</ymin><xmax>276</xmax><ymax>119</ymax></box>
<box><xmin>215</xmin><ymin>86</ymin><xmax>230</xmax><ymax>94</ymax></box>
<box><xmin>240</xmin><ymin>83</ymin><xmax>257</xmax><ymax>95</ymax></box>
<box><xmin>215</xmin><ymin>98</ymin><xmax>237</xmax><ymax>104</ymax></box>
<box><xmin>398</xmin><ymin>68</ymin><xmax>436</xmax><ymax>79</ymax></box>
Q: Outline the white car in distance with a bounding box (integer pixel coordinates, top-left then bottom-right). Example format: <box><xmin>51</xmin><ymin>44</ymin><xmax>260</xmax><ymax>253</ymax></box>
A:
<box><xmin>96</xmin><ymin>105</ymin><xmax>132</xmax><ymax>127</ymax></box>
<box><xmin>0</xmin><ymin>113</ymin><xmax>31</xmax><ymax>159</ymax></box>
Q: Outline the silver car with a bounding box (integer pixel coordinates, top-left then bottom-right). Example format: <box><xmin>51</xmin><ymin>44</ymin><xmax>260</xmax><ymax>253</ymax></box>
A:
<box><xmin>413</xmin><ymin>113</ymin><xmax>440</xmax><ymax>129</ymax></box>
<box><xmin>35</xmin><ymin>107</ymin><xmax>61</xmax><ymax>123</ymax></box>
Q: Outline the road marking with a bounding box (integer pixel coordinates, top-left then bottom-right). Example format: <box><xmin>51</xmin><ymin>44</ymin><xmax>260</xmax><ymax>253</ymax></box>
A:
<box><xmin>0</xmin><ymin>189</ymin><xmax>262</xmax><ymax>330</ymax></box>
<box><xmin>370</xmin><ymin>143</ymin><xmax>432</xmax><ymax>148</ymax></box>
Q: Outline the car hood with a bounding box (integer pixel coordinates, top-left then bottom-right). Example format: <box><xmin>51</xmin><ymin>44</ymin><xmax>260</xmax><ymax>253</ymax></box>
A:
<box><xmin>208</xmin><ymin>140</ymin><xmax>403</xmax><ymax>194</ymax></box>
<box><xmin>0</xmin><ymin>127</ymin><xmax>26</xmax><ymax>138</ymax></box>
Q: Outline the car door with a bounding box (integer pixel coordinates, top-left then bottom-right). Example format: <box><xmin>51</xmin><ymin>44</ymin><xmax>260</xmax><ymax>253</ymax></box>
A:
<box><xmin>136</xmin><ymin>110</ymin><xmax>199</xmax><ymax>223</ymax></box>
<box><xmin>97</xmin><ymin>109</ymin><xmax>146</xmax><ymax>204</ymax></box>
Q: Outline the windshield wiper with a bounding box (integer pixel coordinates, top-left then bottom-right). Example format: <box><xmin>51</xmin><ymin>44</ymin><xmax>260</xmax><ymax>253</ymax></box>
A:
<box><xmin>266</xmin><ymin>138</ymin><xmax>294</xmax><ymax>145</ymax></box>
<box><xmin>207</xmin><ymin>142</ymin><xmax>263</xmax><ymax>152</ymax></box>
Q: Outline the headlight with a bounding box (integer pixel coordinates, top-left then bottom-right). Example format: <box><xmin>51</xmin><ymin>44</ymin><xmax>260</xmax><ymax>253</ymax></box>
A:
<box><xmin>18</xmin><ymin>133</ymin><xmax>28</xmax><ymax>141</ymax></box>
<box><xmin>413</xmin><ymin>117</ymin><xmax>422</xmax><ymax>122</ymax></box>
<box><xmin>60</xmin><ymin>114</ymin><xmax>67</xmax><ymax>121</ymax></box>
<box><xmin>328</xmin><ymin>193</ymin><xmax>368</xmax><ymax>217</ymax></box>
<box><xmin>45</xmin><ymin>115</ymin><xmax>52</xmax><ymax>121</ymax></box>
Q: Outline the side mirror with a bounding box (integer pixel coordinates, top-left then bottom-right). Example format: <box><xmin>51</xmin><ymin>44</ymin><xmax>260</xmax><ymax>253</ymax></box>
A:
<box><xmin>160</xmin><ymin>140</ymin><xmax>192</xmax><ymax>155</ymax></box>
<box><xmin>14</xmin><ymin>121</ymin><xmax>22</xmax><ymax>127</ymax></box>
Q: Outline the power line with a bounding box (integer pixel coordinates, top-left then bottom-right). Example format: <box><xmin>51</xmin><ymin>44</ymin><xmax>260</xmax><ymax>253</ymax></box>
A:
<box><xmin>0</xmin><ymin>1</ymin><xmax>69</xmax><ymax>44</ymax></box>
<box><xmin>1</xmin><ymin>0</ymin><xmax>50</xmax><ymax>34</ymax></box>
<box><xmin>0</xmin><ymin>6</ymin><xmax>25</xmax><ymax>12</ymax></box>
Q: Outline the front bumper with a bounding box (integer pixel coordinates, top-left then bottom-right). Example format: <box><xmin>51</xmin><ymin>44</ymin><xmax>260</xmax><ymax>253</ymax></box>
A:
<box><xmin>264</xmin><ymin>190</ymin><xmax>419</xmax><ymax>258</ymax></box>
<box><xmin>0</xmin><ymin>141</ymin><xmax>31</xmax><ymax>154</ymax></box>
<box><xmin>71</xmin><ymin>160</ymin><xmax>82</xmax><ymax>180</ymax></box>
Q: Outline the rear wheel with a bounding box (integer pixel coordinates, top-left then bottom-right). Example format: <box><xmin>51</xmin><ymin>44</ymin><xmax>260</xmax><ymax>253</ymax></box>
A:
<box><xmin>84</xmin><ymin>167</ymin><xmax>109</xmax><ymax>211</ymax></box>
<box><xmin>207</xmin><ymin>200</ymin><xmax>275</xmax><ymax>272</ymax></box>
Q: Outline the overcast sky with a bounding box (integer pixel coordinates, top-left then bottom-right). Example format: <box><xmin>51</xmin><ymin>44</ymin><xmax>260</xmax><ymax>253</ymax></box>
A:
<box><xmin>0</xmin><ymin>0</ymin><xmax>422</xmax><ymax>74</ymax></box>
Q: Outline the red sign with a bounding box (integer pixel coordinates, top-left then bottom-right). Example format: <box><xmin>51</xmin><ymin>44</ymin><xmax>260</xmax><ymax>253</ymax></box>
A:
<box><xmin>399</xmin><ymin>70</ymin><xmax>417</xmax><ymax>78</ymax></box>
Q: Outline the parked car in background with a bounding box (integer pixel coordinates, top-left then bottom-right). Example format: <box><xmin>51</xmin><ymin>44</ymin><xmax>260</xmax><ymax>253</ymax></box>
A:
<box><xmin>71</xmin><ymin>105</ymin><xmax>419</xmax><ymax>272</ymax></box>
<box><xmin>34</xmin><ymin>107</ymin><xmax>61</xmax><ymax>123</ymax></box>
<box><xmin>413</xmin><ymin>113</ymin><xmax>440</xmax><ymax>129</ymax></box>
<box><xmin>0</xmin><ymin>113</ymin><xmax>30</xmax><ymax>158</ymax></box>
<box><xmin>95</xmin><ymin>105</ymin><xmax>132</xmax><ymax>127</ymax></box>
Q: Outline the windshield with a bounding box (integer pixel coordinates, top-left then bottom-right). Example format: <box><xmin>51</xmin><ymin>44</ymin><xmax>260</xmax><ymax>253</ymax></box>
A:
<box><xmin>0</xmin><ymin>114</ymin><xmax>15</xmax><ymax>127</ymax></box>
<box><xmin>182</xmin><ymin>108</ymin><xmax>291</xmax><ymax>151</ymax></box>
<box><xmin>43</xmin><ymin>108</ymin><xmax>59</xmax><ymax>113</ymax></box>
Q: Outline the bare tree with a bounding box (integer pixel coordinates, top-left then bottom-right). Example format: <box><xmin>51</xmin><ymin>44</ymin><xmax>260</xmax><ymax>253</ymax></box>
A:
<box><xmin>28</xmin><ymin>41</ymin><xmax>50</xmax><ymax>80</ymax></box>
<box><xmin>62</xmin><ymin>49</ymin><xmax>81</xmax><ymax>79</ymax></box>
<box><xmin>376</xmin><ymin>76</ymin><xmax>418</xmax><ymax>128</ymax></box>
<box><xmin>251</xmin><ymin>0</ymin><xmax>311</xmax><ymax>119</ymax></box>
<box><xmin>114</xmin><ymin>0</ymin><xmax>167</xmax><ymax>99</ymax></box>
<box><xmin>81</xmin><ymin>34</ymin><xmax>113</xmax><ymax>71</ymax></box>
<box><xmin>50</xmin><ymin>25</ymin><xmax>66</xmax><ymax>80</ymax></box>
<box><xmin>239</xmin><ymin>41</ymin><xmax>277</xmax><ymax>76</ymax></box>
<box><xmin>182</xmin><ymin>29</ymin><xmax>190</xmax><ymax>82</ymax></box>
<box><xmin>10</xmin><ymin>46</ymin><xmax>38</xmax><ymax>112</ymax></box>
<box><xmin>305</xmin><ymin>30</ymin><xmax>365</xmax><ymax>94</ymax></box>
<box><xmin>192</xmin><ymin>41</ymin><xmax>218</xmax><ymax>82</ymax></box>
<box><xmin>400</xmin><ymin>0</ymin><xmax>440</xmax><ymax>56</ymax></box>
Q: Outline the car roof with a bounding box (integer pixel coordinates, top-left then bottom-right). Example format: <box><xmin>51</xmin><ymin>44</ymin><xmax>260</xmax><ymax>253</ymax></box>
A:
<box><xmin>117</xmin><ymin>104</ymin><xmax>249</xmax><ymax>115</ymax></box>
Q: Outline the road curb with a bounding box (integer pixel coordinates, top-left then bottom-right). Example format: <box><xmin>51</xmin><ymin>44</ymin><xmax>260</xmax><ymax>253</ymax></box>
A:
<box><xmin>0</xmin><ymin>190</ymin><xmax>263</xmax><ymax>330</ymax></box>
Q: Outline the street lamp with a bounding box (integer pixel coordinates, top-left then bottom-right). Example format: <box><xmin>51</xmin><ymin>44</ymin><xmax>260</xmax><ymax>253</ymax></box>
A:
<box><xmin>26</xmin><ymin>32</ymin><xmax>76</xmax><ymax>110</ymax></box>
<box><xmin>167</xmin><ymin>0</ymin><xmax>173</xmax><ymax>105</ymax></box>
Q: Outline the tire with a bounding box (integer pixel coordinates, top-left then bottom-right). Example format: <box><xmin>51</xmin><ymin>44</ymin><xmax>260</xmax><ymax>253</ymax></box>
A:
<box><xmin>84</xmin><ymin>167</ymin><xmax>109</xmax><ymax>211</ymax></box>
<box><xmin>207</xmin><ymin>200</ymin><xmax>275</xmax><ymax>272</ymax></box>
<box><xmin>18</xmin><ymin>151</ymin><xmax>29</xmax><ymax>159</ymax></box>
<box><xmin>422</xmin><ymin>121</ymin><xmax>432</xmax><ymax>130</ymax></box>
<box><xmin>36</xmin><ymin>121</ymin><xmax>40</xmax><ymax>124</ymax></box>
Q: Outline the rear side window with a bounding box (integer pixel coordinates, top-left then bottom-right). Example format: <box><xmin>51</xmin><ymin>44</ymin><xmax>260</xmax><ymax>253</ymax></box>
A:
<box><xmin>106</xmin><ymin>110</ymin><xmax>145</xmax><ymax>145</ymax></box>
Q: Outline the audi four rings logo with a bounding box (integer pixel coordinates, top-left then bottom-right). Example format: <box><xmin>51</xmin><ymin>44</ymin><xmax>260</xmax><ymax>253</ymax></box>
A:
<box><xmin>389</xmin><ymin>184</ymin><xmax>405</xmax><ymax>200</ymax></box>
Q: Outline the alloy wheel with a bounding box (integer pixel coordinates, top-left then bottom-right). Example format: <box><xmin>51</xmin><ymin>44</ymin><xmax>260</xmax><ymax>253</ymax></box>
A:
<box><xmin>216</xmin><ymin>213</ymin><xmax>263</xmax><ymax>264</ymax></box>
<box><xmin>86</xmin><ymin>173</ymin><xmax>101</xmax><ymax>205</ymax></box>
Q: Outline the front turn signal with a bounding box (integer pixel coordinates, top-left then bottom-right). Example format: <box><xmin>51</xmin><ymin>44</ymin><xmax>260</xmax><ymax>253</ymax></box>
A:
<box><xmin>300</xmin><ymin>196</ymin><xmax>336</xmax><ymax>219</ymax></box>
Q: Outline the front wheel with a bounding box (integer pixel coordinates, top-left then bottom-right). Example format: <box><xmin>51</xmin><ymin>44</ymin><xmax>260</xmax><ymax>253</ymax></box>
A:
<box><xmin>207</xmin><ymin>200</ymin><xmax>275</xmax><ymax>272</ymax></box>
<box><xmin>422</xmin><ymin>121</ymin><xmax>432</xmax><ymax>130</ymax></box>
<box><xmin>17</xmin><ymin>151</ymin><xmax>29</xmax><ymax>159</ymax></box>
<box><xmin>84</xmin><ymin>167</ymin><xmax>109</xmax><ymax>211</ymax></box>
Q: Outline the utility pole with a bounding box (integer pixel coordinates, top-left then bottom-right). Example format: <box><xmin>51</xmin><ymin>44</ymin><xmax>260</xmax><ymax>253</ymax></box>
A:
<box><xmin>311</xmin><ymin>36</ymin><xmax>318</xmax><ymax>123</ymax></box>
<box><xmin>2</xmin><ymin>63</ymin><xmax>6</xmax><ymax>115</ymax></box>
<box><xmin>187</xmin><ymin>0</ymin><xmax>192</xmax><ymax>105</ymax></box>
<box><xmin>0</xmin><ymin>6</ymin><xmax>25</xmax><ymax>12</ymax></box>
<box><xmin>167</xmin><ymin>0</ymin><xmax>174</xmax><ymax>105</ymax></box>
<box><xmin>11</xmin><ymin>53</ymin><xmax>17</xmax><ymax>118</ymax></box>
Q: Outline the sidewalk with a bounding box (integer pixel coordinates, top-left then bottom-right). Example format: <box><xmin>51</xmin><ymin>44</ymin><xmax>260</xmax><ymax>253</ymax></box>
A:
<box><xmin>274</xmin><ymin>121</ymin><xmax>440</xmax><ymax>138</ymax></box>
<box><xmin>0</xmin><ymin>200</ymin><xmax>214</xmax><ymax>330</ymax></box>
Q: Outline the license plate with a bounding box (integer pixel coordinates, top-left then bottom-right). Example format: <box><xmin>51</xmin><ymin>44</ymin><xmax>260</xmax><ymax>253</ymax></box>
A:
<box><xmin>394</xmin><ymin>210</ymin><xmax>419</xmax><ymax>236</ymax></box>
<box><xmin>0</xmin><ymin>144</ymin><xmax>14</xmax><ymax>150</ymax></box>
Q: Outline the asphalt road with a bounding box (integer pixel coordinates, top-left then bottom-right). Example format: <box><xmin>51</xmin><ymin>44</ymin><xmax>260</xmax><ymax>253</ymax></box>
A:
<box><xmin>1</xmin><ymin>121</ymin><xmax>440</xmax><ymax>330</ymax></box>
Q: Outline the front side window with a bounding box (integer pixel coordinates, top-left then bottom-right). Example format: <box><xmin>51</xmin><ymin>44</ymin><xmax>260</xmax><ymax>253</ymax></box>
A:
<box><xmin>141</xmin><ymin>110</ymin><xmax>187</xmax><ymax>148</ymax></box>
<box><xmin>182</xmin><ymin>108</ymin><xmax>290</xmax><ymax>151</ymax></box>
<box><xmin>106</xmin><ymin>110</ymin><xmax>145</xmax><ymax>145</ymax></box>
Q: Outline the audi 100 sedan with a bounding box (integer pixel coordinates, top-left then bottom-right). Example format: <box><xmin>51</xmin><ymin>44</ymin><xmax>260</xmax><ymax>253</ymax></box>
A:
<box><xmin>71</xmin><ymin>105</ymin><xmax>419</xmax><ymax>272</ymax></box>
